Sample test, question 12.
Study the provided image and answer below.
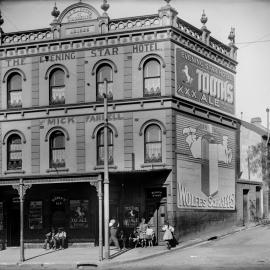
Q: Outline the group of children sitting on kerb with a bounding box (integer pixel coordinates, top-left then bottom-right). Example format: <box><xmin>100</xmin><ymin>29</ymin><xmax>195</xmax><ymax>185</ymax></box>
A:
<box><xmin>43</xmin><ymin>227</ymin><xmax>67</xmax><ymax>250</ymax></box>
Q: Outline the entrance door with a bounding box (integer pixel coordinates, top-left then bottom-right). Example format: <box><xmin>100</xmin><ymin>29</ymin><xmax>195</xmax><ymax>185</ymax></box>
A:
<box><xmin>243</xmin><ymin>189</ymin><xmax>249</xmax><ymax>225</ymax></box>
<box><xmin>7</xmin><ymin>200</ymin><xmax>20</xmax><ymax>246</ymax></box>
<box><xmin>146</xmin><ymin>201</ymin><xmax>166</xmax><ymax>244</ymax></box>
<box><xmin>256</xmin><ymin>186</ymin><xmax>261</xmax><ymax>220</ymax></box>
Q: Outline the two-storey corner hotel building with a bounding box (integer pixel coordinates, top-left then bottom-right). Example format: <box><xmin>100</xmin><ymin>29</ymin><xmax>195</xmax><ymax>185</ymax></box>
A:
<box><xmin>0</xmin><ymin>1</ymin><xmax>239</xmax><ymax>246</ymax></box>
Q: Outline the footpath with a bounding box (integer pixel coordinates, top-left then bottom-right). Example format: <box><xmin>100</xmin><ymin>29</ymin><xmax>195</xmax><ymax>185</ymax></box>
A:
<box><xmin>0</xmin><ymin>224</ymin><xmax>258</xmax><ymax>269</ymax></box>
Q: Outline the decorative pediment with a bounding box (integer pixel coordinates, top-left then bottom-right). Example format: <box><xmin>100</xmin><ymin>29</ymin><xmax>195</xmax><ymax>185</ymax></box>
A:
<box><xmin>58</xmin><ymin>2</ymin><xmax>100</xmax><ymax>24</ymax></box>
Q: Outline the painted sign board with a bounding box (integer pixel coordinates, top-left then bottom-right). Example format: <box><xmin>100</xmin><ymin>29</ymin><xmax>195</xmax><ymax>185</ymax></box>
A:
<box><xmin>29</xmin><ymin>201</ymin><xmax>43</xmax><ymax>230</ymax></box>
<box><xmin>176</xmin><ymin>114</ymin><xmax>235</xmax><ymax>210</ymax></box>
<box><xmin>175</xmin><ymin>47</ymin><xmax>235</xmax><ymax>115</ymax></box>
<box><xmin>70</xmin><ymin>200</ymin><xmax>88</xmax><ymax>229</ymax></box>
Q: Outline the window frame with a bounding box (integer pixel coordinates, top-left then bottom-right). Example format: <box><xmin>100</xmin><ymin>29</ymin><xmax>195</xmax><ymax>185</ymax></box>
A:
<box><xmin>49</xmin><ymin>130</ymin><xmax>66</xmax><ymax>169</ymax></box>
<box><xmin>49</xmin><ymin>68</ymin><xmax>65</xmax><ymax>105</ymax></box>
<box><xmin>7</xmin><ymin>73</ymin><xmax>22</xmax><ymax>108</ymax></box>
<box><xmin>144</xmin><ymin>124</ymin><xmax>162</xmax><ymax>163</ymax></box>
<box><xmin>7</xmin><ymin>134</ymin><xmax>22</xmax><ymax>171</ymax></box>
<box><xmin>96</xmin><ymin>127</ymin><xmax>114</xmax><ymax>166</ymax></box>
<box><xmin>96</xmin><ymin>64</ymin><xmax>113</xmax><ymax>101</ymax></box>
<box><xmin>143</xmin><ymin>59</ymin><xmax>161</xmax><ymax>97</ymax></box>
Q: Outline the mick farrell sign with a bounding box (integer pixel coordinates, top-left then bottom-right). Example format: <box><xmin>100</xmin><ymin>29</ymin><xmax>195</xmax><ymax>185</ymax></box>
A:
<box><xmin>176</xmin><ymin>48</ymin><xmax>235</xmax><ymax>115</ymax></box>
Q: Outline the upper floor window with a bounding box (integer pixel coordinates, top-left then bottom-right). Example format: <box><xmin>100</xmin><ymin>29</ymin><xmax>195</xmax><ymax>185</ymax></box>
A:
<box><xmin>97</xmin><ymin>128</ymin><xmax>114</xmax><ymax>165</ymax></box>
<box><xmin>143</xmin><ymin>59</ymin><xmax>161</xmax><ymax>97</ymax></box>
<box><xmin>7</xmin><ymin>73</ymin><xmax>22</xmax><ymax>108</ymax></box>
<box><xmin>7</xmin><ymin>134</ymin><xmax>22</xmax><ymax>170</ymax></box>
<box><xmin>49</xmin><ymin>69</ymin><xmax>65</xmax><ymax>105</ymax></box>
<box><xmin>96</xmin><ymin>65</ymin><xmax>113</xmax><ymax>101</ymax></box>
<box><xmin>144</xmin><ymin>124</ymin><xmax>162</xmax><ymax>163</ymax></box>
<box><xmin>49</xmin><ymin>131</ymin><xmax>65</xmax><ymax>168</ymax></box>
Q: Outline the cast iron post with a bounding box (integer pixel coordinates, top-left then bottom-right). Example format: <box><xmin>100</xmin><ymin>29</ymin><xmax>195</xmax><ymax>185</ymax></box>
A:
<box><xmin>103</xmin><ymin>79</ymin><xmax>110</xmax><ymax>260</ymax></box>
<box><xmin>98</xmin><ymin>174</ymin><xmax>103</xmax><ymax>261</ymax></box>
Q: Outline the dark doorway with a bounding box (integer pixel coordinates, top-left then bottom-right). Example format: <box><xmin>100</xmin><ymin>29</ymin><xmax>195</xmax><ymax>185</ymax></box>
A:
<box><xmin>243</xmin><ymin>189</ymin><xmax>249</xmax><ymax>225</ymax></box>
<box><xmin>256</xmin><ymin>186</ymin><xmax>261</xmax><ymax>219</ymax></box>
<box><xmin>146</xmin><ymin>200</ymin><xmax>166</xmax><ymax>244</ymax></box>
<box><xmin>7</xmin><ymin>198</ymin><xmax>20</xmax><ymax>246</ymax></box>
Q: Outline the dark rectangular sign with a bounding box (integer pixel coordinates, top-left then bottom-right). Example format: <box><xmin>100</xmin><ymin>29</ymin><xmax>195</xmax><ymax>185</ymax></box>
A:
<box><xmin>176</xmin><ymin>47</ymin><xmax>235</xmax><ymax>115</ymax></box>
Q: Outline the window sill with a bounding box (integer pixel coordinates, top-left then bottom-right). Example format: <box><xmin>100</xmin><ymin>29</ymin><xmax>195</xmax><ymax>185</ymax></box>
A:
<box><xmin>94</xmin><ymin>165</ymin><xmax>118</xmax><ymax>170</ymax></box>
<box><xmin>141</xmin><ymin>163</ymin><xmax>167</xmax><ymax>169</ymax></box>
<box><xmin>4</xmin><ymin>170</ymin><xmax>25</xmax><ymax>175</ymax></box>
<box><xmin>46</xmin><ymin>168</ymin><xmax>69</xmax><ymax>173</ymax></box>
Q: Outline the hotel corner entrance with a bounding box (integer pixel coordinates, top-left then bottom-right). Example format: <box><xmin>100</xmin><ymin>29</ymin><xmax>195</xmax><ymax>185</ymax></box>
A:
<box><xmin>145</xmin><ymin>187</ymin><xmax>167</xmax><ymax>244</ymax></box>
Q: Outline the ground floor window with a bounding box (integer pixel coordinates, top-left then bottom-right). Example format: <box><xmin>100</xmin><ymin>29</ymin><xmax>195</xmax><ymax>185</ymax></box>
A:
<box><xmin>29</xmin><ymin>201</ymin><xmax>43</xmax><ymax>230</ymax></box>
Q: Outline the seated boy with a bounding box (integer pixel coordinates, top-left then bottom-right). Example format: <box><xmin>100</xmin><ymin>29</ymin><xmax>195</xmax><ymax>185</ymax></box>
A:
<box><xmin>43</xmin><ymin>227</ymin><xmax>55</xmax><ymax>250</ymax></box>
<box><xmin>128</xmin><ymin>228</ymin><xmax>140</xmax><ymax>248</ymax></box>
<box><xmin>54</xmin><ymin>227</ymin><xmax>67</xmax><ymax>249</ymax></box>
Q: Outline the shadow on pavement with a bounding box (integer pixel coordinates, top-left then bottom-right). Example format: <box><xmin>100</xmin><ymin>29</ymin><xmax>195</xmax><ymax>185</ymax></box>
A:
<box><xmin>109</xmin><ymin>248</ymin><xmax>130</xmax><ymax>259</ymax></box>
<box><xmin>24</xmin><ymin>249</ymin><xmax>58</xmax><ymax>261</ymax></box>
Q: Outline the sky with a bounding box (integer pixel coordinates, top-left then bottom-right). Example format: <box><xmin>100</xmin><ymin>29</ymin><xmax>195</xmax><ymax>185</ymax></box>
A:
<box><xmin>0</xmin><ymin>0</ymin><xmax>270</xmax><ymax>127</ymax></box>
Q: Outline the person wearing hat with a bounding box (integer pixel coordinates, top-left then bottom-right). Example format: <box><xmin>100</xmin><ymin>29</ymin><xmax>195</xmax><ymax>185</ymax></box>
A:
<box><xmin>109</xmin><ymin>219</ymin><xmax>120</xmax><ymax>250</ymax></box>
<box><xmin>54</xmin><ymin>227</ymin><xmax>67</xmax><ymax>250</ymax></box>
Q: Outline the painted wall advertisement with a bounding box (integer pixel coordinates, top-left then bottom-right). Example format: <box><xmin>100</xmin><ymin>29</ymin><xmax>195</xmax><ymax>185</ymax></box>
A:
<box><xmin>70</xmin><ymin>200</ymin><xmax>88</xmax><ymax>229</ymax></box>
<box><xmin>123</xmin><ymin>206</ymin><xmax>139</xmax><ymax>228</ymax></box>
<box><xmin>176</xmin><ymin>114</ymin><xmax>235</xmax><ymax>210</ymax></box>
<box><xmin>175</xmin><ymin>47</ymin><xmax>235</xmax><ymax>115</ymax></box>
<box><xmin>0</xmin><ymin>202</ymin><xmax>3</xmax><ymax>231</ymax></box>
<box><xmin>29</xmin><ymin>201</ymin><xmax>43</xmax><ymax>230</ymax></box>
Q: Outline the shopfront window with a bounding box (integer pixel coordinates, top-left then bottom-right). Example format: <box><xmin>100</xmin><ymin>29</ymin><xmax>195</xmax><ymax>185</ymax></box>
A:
<box><xmin>96</xmin><ymin>64</ymin><xmax>113</xmax><ymax>101</ymax></box>
<box><xmin>49</xmin><ymin>131</ymin><xmax>65</xmax><ymax>168</ymax></box>
<box><xmin>97</xmin><ymin>128</ymin><xmax>114</xmax><ymax>165</ymax></box>
<box><xmin>7</xmin><ymin>134</ymin><xmax>22</xmax><ymax>170</ymax></box>
<box><xmin>29</xmin><ymin>201</ymin><xmax>43</xmax><ymax>230</ymax></box>
<box><xmin>143</xmin><ymin>59</ymin><xmax>161</xmax><ymax>97</ymax></box>
<box><xmin>0</xmin><ymin>202</ymin><xmax>3</xmax><ymax>231</ymax></box>
<box><xmin>49</xmin><ymin>69</ymin><xmax>65</xmax><ymax>105</ymax></box>
<box><xmin>7</xmin><ymin>73</ymin><xmax>22</xmax><ymax>108</ymax></box>
<box><xmin>144</xmin><ymin>125</ymin><xmax>162</xmax><ymax>163</ymax></box>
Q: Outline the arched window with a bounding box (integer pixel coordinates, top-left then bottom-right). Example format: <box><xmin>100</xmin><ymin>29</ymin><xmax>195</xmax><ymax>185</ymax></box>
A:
<box><xmin>97</xmin><ymin>128</ymin><xmax>114</xmax><ymax>165</ymax></box>
<box><xmin>144</xmin><ymin>125</ymin><xmax>162</xmax><ymax>163</ymax></box>
<box><xmin>49</xmin><ymin>69</ymin><xmax>65</xmax><ymax>105</ymax></box>
<box><xmin>7</xmin><ymin>73</ymin><xmax>22</xmax><ymax>108</ymax></box>
<box><xmin>49</xmin><ymin>131</ymin><xmax>65</xmax><ymax>168</ymax></box>
<box><xmin>143</xmin><ymin>59</ymin><xmax>161</xmax><ymax>97</ymax></box>
<box><xmin>7</xmin><ymin>134</ymin><xmax>22</xmax><ymax>170</ymax></box>
<box><xmin>96</xmin><ymin>64</ymin><xmax>113</xmax><ymax>101</ymax></box>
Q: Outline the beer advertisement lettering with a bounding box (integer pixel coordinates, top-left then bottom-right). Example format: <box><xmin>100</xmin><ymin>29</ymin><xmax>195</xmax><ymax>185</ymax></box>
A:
<box><xmin>176</xmin><ymin>48</ymin><xmax>235</xmax><ymax>115</ymax></box>
<box><xmin>70</xmin><ymin>200</ymin><xmax>88</xmax><ymax>229</ymax></box>
<box><xmin>176</xmin><ymin>114</ymin><xmax>235</xmax><ymax>210</ymax></box>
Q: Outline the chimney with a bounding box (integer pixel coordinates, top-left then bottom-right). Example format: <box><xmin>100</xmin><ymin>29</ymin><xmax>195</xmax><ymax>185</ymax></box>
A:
<box><xmin>251</xmin><ymin>117</ymin><xmax>262</xmax><ymax>126</ymax></box>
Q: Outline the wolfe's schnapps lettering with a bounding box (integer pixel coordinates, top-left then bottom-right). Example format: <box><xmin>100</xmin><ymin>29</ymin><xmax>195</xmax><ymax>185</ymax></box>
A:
<box><xmin>177</xmin><ymin>183</ymin><xmax>234</xmax><ymax>209</ymax></box>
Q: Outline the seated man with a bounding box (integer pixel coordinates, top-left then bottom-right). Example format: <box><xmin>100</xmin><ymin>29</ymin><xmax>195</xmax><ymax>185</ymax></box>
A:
<box><xmin>54</xmin><ymin>227</ymin><xmax>67</xmax><ymax>250</ymax></box>
<box><xmin>128</xmin><ymin>228</ymin><xmax>140</xmax><ymax>248</ymax></box>
<box><xmin>118</xmin><ymin>230</ymin><xmax>127</xmax><ymax>249</ymax></box>
<box><xmin>43</xmin><ymin>227</ymin><xmax>55</xmax><ymax>250</ymax></box>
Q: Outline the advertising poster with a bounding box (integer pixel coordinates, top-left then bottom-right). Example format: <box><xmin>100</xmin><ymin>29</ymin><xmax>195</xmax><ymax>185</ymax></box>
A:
<box><xmin>176</xmin><ymin>114</ymin><xmax>235</xmax><ymax>210</ymax></box>
<box><xmin>29</xmin><ymin>201</ymin><xmax>43</xmax><ymax>230</ymax></box>
<box><xmin>123</xmin><ymin>206</ymin><xmax>139</xmax><ymax>228</ymax></box>
<box><xmin>0</xmin><ymin>202</ymin><xmax>3</xmax><ymax>231</ymax></box>
<box><xmin>175</xmin><ymin>47</ymin><xmax>235</xmax><ymax>115</ymax></box>
<box><xmin>70</xmin><ymin>200</ymin><xmax>88</xmax><ymax>229</ymax></box>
